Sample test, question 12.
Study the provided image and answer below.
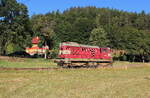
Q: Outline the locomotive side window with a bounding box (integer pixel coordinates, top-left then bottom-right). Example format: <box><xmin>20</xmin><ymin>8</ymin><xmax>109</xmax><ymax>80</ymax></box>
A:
<box><xmin>82</xmin><ymin>48</ymin><xmax>86</xmax><ymax>51</ymax></box>
<box><xmin>66</xmin><ymin>46</ymin><xmax>70</xmax><ymax>49</ymax></box>
<box><xmin>101</xmin><ymin>48</ymin><xmax>108</xmax><ymax>53</ymax></box>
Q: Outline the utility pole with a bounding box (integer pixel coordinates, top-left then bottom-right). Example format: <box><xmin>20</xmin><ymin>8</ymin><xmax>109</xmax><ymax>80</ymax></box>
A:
<box><xmin>44</xmin><ymin>41</ymin><xmax>47</xmax><ymax>59</ymax></box>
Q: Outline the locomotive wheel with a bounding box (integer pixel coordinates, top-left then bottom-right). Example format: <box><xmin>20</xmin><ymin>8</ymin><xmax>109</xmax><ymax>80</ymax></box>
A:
<box><xmin>87</xmin><ymin>62</ymin><xmax>97</xmax><ymax>68</ymax></box>
<box><xmin>57</xmin><ymin>61</ymin><xmax>69</xmax><ymax>68</ymax></box>
<box><xmin>57</xmin><ymin>61</ymin><xmax>64</xmax><ymax>67</ymax></box>
<box><xmin>61</xmin><ymin>63</ymin><xmax>69</xmax><ymax>68</ymax></box>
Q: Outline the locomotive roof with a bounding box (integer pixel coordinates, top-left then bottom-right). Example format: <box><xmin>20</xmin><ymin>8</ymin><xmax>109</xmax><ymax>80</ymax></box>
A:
<box><xmin>61</xmin><ymin>42</ymin><xmax>109</xmax><ymax>49</ymax></box>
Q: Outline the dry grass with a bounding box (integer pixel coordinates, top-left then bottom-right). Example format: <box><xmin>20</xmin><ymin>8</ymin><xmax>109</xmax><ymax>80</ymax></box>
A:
<box><xmin>0</xmin><ymin>57</ymin><xmax>150</xmax><ymax>98</ymax></box>
<box><xmin>0</xmin><ymin>67</ymin><xmax>150</xmax><ymax>98</ymax></box>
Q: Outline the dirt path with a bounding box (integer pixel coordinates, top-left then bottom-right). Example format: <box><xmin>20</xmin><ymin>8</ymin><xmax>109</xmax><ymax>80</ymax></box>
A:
<box><xmin>0</xmin><ymin>56</ymin><xmax>25</xmax><ymax>62</ymax></box>
<box><xmin>0</xmin><ymin>67</ymin><xmax>60</xmax><ymax>71</ymax></box>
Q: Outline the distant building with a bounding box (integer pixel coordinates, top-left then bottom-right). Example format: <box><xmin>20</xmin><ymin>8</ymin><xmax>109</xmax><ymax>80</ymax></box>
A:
<box><xmin>26</xmin><ymin>37</ymin><xmax>49</xmax><ymax>56</ymax></box>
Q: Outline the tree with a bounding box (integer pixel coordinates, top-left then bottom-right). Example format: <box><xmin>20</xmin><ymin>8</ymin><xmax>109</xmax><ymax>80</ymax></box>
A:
<box><xmin>0</xmin><ymin>0</ymin><xmax>31</xmax><ymax>55</ymax></box>
<box><xmin>31</xmin><ymin>14</ymin><xmax>56</xmax><ymax>48</ymax></box>
<box><xmin>115</xmin><ymin>26</ymin><xmax>149</xmax><ymax>62</ymax></box>
<box><xmin>89</xmin><ymin>27</ymin><xmax>109</xmax><ymax>47</ymax></box>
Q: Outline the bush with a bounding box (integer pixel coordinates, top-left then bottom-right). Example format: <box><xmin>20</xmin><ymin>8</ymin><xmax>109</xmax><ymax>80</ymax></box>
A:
<box><xmin>5</xmin><ymin>43</ymin><xmax>15</xmax><ymax>55</ymax></box>
<box><xmin>120</xmin><ymin>55</ymin><xmax>127</xmax><ymax>61</ymax></box>
<box><xmin>50</xmin><ymin>49</ymin><xmax>59</xmax><ymax>59</ymax></box>
<box><xmin>5</xmin><ymin>42</ymin><xmax>24</xmax><ymax>55</ymax></box>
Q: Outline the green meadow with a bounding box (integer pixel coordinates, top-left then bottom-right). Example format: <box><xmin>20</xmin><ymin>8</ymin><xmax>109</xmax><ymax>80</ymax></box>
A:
<box><xmin>0</xmin><ymin>58</ymin><xmax>150</xmax><ymax>98</ymax></box>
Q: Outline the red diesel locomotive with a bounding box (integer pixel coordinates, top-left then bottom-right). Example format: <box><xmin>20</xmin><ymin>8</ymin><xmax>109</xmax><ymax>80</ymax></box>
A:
<box><xmin>55</xmin><ymin>42</ymin><xmax>113</xmax><ymax>67</ymax></box>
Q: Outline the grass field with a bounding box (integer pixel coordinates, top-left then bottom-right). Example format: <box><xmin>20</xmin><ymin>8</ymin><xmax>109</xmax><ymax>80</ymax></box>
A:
<box><xmin>0</xmin><ymin>67</ymin><xmax>150</xmax><ymax>98</ymax></box>
<box><xmin>0</xmin><ymin>57</ymin><xmax>150</xmax><ymax>98</ymax></box>
<box><xmin>0</xmin><ymin>57</ymin><xmax>56</xmax><ymax>68</ymax></box>
<box><xmin>0</xmin><ymin>56</ymin><xmax>150</xmax><ymax>68</ymax></box>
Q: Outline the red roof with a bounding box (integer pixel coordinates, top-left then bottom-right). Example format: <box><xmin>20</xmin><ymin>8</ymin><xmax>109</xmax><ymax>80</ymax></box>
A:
<box><xmin>32</xmin><ymin>37</ymin><xmax>40</xmax><ymax>44</ymax></box>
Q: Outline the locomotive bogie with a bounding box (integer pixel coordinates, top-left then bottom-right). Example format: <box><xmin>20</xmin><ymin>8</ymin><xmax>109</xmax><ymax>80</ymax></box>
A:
<box><xmin>55</xmin><ymin>58</ymin><xmax>113</xmax><ymax>68</ymax></box>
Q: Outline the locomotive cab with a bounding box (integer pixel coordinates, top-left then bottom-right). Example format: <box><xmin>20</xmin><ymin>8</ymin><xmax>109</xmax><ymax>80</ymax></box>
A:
<box><xmin>100</xmin><ymin>48</ymin><xmax>112</xmax><ymax>60</ymax></box>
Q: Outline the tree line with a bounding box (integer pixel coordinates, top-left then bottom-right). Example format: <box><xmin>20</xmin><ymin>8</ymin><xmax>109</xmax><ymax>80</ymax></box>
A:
<box><xmin>1</xmin><ymin>0</ymin><xmax>150</xmax><ymax>62</ymax></box>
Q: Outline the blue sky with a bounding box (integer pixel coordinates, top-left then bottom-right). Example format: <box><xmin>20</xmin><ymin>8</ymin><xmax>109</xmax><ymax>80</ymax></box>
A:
<box><xmin>17</xmin><ymin>0</ymin><xmax>150</xmax><ymax>16</ymax></box>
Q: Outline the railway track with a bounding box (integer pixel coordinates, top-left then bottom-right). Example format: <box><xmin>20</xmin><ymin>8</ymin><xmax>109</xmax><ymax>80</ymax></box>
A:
<box><xmin>0</xmin><ymin>66</ymin><xmax>110</xmax><ymax>71</ymax></box>
<box><xmin>0</xmin><ymin>63</ymin><xmax>149</xmax><ymax>71</ymax></box>
<box><xmin>0</xmin><ymin>66</ymin><xmax>101</xmax><ymax>71</ymax></box>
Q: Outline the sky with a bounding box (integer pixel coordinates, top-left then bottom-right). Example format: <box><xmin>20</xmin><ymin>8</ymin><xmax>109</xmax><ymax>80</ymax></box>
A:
<box><xmin>17</xmin><ymin>0</ymin><xmax>150</xmax><ymax>16</ymax></box>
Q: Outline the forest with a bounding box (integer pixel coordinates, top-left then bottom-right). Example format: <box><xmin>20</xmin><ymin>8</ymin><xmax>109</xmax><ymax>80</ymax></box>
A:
<box><xmin>1</xmin><ymin>0</ymin><xmax>150</xmax><ymax>62</ymax></box>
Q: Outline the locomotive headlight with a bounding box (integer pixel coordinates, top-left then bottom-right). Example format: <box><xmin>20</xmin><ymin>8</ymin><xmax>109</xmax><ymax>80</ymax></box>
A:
<box><xmin>59</xmin><ymin>50</ymin><xmax>62</xmax><ymax>55</ymax></box>
<box><xmin>108</xmin><ymin>53</ymin><xmax>111</xmax><ymax>57</ymax></box>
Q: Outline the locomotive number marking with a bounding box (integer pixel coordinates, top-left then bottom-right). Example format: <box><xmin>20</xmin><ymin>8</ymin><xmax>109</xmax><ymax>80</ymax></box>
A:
<box><xmin>60</xmin><ymin>50</ymin><xmax>71</xmax><ymax>54</ymax></box>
